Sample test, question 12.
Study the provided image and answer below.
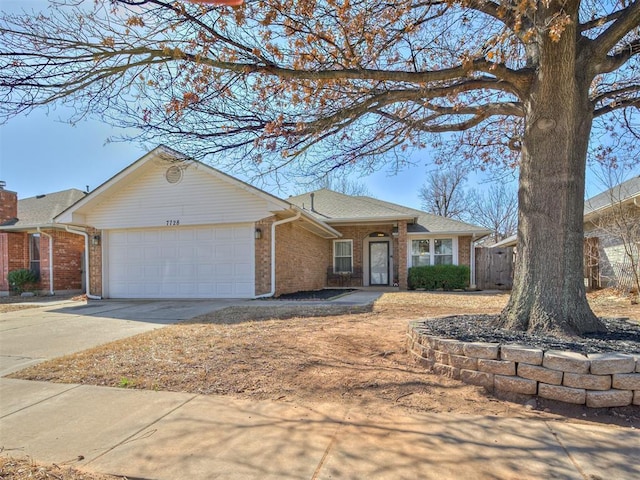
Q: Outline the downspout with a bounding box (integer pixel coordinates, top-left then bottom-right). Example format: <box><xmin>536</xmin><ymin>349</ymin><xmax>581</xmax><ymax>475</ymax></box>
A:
<box><xmin>254</xmin><ymin>212</ymin><xmax>302</xmax><ymax>299</ymax></box>
<box><xmin>36</xmin><ymin>227</ymin><xmax>54</xmax><ymax>296</ymax></box>
<box><xmin>470</xmin><ymin>234</ymin><xmax>477</xmax><ymax>290</ymax></box>
<box><xmin>64</xmin><ymin>225</ymin><xmax>102</xmax><ymax>300</ymax></box>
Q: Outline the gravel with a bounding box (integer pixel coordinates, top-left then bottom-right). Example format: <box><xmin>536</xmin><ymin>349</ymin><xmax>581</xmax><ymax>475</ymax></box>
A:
<box><xmin>417</xmin><ymin>315</ymin><xmax>640</xmax><ymax>354</ymax></box>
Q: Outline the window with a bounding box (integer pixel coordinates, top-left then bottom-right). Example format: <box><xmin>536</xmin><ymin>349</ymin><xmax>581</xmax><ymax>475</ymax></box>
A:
<box><xmin>434</xmin><ymin>239</ymin><xmax>453</xmax><ymax>265</ymax></box>
<box><xmin>411</xmin><ymin>238</ymin><xmax>454</xmax><ymax>266</ymax></box>
<box><xmin>411</xmin><ymin>239</ymin><xmax>430</xmax><ymax>267</ymax></box>
<box><xmin>29</xmin><ymin>233</ymin><xmax>41</xmax><ymax>280</ymax></box>
<box><xmin>333</xmin><ymin>240</ymin><xmax>353</xmax><ymax>273</ymax></box>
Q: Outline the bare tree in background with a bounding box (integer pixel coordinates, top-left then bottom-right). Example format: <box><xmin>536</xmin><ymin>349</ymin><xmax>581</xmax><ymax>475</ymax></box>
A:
<box><xmin>419</xmin><ymin>166</ymin><xmax>471</xmax><ymax>219</ymax></box>
<box><xmin>293</xmin><ymin>174</ymin><xmax>371</xmax><ymax>196</ymax></box>
<box><xmin>469</xmin><ymin>185</ymin><xmax>518</xmax><ymax>244</ymax></box>
<box><xmin>586</xmin><ymin>167</ymin><xmax>640</xmax><ymax>303</ymax></box>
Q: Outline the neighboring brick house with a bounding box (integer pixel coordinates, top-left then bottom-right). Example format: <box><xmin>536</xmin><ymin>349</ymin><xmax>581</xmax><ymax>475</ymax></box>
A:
<box><xmin>0</xmin><ymin>185</ymin><xmax>86</xmax><ymax>296</ymax></box>
<box><xmin>33</xmin><ymin>145</ymin><xmax>490</xmax><ymax>299</ymax></box>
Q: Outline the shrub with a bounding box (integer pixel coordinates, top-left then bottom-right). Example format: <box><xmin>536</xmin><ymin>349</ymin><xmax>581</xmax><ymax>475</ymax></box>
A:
<box><xmin>8</xmin><ymin>269</ymin><xmax>38</xmax><ymax>294</ymax></box>
<box><xmin>408</xmin><ymin>265</ymin><xmax>470</xmax><ymax>291</ymax></box>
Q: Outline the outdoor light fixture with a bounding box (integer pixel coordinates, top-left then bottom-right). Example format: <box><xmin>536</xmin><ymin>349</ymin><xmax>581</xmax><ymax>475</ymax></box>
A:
<box><xmin>186</xmin><ymin>0</ymin><xmax>244</xmax><ymax>6</ymax></box>
<box><xmin>91</xmin><ymin>235</ymin><xmax>101</xmax><ymax>246</ymax></box>
<box><xmin>392</xmin><ymin>226</ymin><xmax>399</xmax><ymax>237</ymax></box>
<box><xmin>255</xmin><ymin>228</ymin><xmax>262</xmax><ymax>240</ymax></box>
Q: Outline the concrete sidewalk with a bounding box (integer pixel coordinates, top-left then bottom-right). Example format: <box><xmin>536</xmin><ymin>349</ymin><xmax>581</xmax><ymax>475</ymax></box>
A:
<box><xmin>1</xmin><ymin>378</ymin><xmax>638</xmax><ymax>480</ymax></box>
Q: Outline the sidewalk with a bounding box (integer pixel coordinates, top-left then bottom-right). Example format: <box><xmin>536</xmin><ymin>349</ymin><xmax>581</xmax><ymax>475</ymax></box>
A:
<box><xmin>1</xmin><ymin>378</ymin><xmax>638</xmax><ymax>480</ymax></box>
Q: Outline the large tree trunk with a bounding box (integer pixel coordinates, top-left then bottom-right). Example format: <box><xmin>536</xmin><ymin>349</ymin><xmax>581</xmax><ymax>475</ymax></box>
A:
<box><xmin>496</xmin><ymin>8</ymin><xmax>605</xmax><ymax>335</ymax></box>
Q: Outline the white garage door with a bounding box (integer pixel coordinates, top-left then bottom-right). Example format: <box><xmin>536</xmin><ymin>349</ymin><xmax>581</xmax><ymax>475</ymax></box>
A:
<box><xmin>106</xmin><ymin>226</ymin><xmax>254</xmax><ymax>298</ymax></box>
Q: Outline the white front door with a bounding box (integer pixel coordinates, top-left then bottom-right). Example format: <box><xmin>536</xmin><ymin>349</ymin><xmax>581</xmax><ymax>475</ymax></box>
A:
<box><xmin>105</xmin><ymin>225</ymin><xmax>254</xmax><ymax>298</ymax></box>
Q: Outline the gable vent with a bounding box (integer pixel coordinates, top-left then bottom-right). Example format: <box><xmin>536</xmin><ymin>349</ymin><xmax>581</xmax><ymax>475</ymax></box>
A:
<box><xmin>165</xmin><ymin>166</ymin><xmax>183</xmax><ymax>184</ymax></box>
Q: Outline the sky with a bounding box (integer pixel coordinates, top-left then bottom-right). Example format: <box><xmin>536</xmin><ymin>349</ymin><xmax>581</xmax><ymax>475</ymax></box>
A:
<box><xmin>0</xmin><ymin>1</ymin><xmax>636</xmax><ymax>209</ymax></box>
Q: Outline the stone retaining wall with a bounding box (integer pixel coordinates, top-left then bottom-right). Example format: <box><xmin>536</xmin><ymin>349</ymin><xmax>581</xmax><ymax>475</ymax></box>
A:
<box><xmin>407</xmin><ymin>323</ymin><xmax>640</xmax><ymax>408</ymax></box>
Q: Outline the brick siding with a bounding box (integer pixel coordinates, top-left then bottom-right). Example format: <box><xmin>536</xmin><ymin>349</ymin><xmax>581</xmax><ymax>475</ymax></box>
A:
<box><xmin>254</xmin><ymin>217</ymin><xmax>275</xmax><ymax>295</ymax></box>
<box><xmin>458</xmin><ymin>235</ymin><xmax>472</xmax><ymax>267</ymax></box>
<box><xmin>38</xmin><ymin>229</ymin><xmax>85</xmax><ymax>293</ymax></box>
<box><xmin>0</xmin><ymin>189</ymin><xmax>18</xmax><ymax>223</ymax></box>
<box><xmin>274</xmin><ymin>221</ymin><xmax>331</xmax><ymax>296</ymax></box>
<box><xmin>86</xmin><ymin>227</ymin><xmax>102</xmax><ymax>297</ymax></box>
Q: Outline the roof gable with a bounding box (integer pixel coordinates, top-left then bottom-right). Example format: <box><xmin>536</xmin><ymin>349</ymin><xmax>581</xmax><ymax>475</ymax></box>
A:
<box><xmin>55</xmin><ymin>146</ymin><xmax>291</xmax><ymax>227</ymax></box>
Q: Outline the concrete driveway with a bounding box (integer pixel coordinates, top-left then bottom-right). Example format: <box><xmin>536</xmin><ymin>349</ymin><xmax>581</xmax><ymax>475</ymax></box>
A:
<box><xmin>0</xmin><ymin>299</ymin><xmax>247</xmax><ymax>376</ymax></box>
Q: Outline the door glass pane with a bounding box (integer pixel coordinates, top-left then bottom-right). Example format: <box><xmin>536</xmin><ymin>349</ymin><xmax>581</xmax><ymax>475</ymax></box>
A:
<box><xmin>370</xmin><ymin>242</ymin><xmax>388</xmax><ymax>285</ymax></box>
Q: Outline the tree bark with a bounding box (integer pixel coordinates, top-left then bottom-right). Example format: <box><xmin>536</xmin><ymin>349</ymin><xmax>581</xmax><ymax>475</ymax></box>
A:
<box><xmin>496</xmin><ymin>9</ymin><xmax>605</xmax><ymax>335</ymax></box>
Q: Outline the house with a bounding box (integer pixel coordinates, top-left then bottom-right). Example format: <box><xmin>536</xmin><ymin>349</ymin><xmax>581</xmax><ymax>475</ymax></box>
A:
<box><xmin>0</xmin><ymin>185</ymin><xmax>87</xmax><ymax>296</ymax></box>
<box><xmin>493</xmin><ymin>175</ymin><xmax>640</xmax><ymax>290</ymax></box>
<box><xmin>583</xmin><ymin>175</ymin><xmax>640</xmax><ymax>290</ymax></box>
<box><xmin>3</xmin><ymin>146</ymin><xmax>491</xmax><ymax>299</ymax></box>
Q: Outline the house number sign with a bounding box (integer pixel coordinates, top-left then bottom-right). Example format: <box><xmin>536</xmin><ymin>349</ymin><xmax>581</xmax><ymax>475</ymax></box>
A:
<box><xmin>166</xmin><ymin>220</ymin><xmax>180</xmax><ymax>226</ymax></box>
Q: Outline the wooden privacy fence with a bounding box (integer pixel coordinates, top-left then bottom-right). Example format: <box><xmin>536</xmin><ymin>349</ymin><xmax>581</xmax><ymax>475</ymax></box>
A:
<box><xmin>475</xmin><ymin>247</ymin><xmax>514</xmax><ymax>290</ymax></box>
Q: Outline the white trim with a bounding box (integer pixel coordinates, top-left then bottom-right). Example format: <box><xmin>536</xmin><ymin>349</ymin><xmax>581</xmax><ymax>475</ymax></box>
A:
<box><xmin>333</xmin><ymin>239</ymin><xmax>354</xmax><ymax>273</ymax></box>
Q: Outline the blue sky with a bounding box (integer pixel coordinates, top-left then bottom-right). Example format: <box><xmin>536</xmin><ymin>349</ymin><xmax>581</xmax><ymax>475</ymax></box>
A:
<box><xmin>0</xmin><ymin>1</ymin><xmax>635</xmax><ymax>208</ymax></box>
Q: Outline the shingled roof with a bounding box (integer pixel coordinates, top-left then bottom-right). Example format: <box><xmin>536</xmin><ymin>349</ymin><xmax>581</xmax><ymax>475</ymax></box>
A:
<box><xmin>0</xmin><ymin>189</ymin><xmax>87</xmax><ymax>229</ymax></box>
<box><xmin>288</xmin><ymin>189</ymin><xmax>491</xmax><ymax>235</ymax></box>
<box><xmin>584</xmin><ymin>175</ymin><xmax>640</xmax><ymax>217</ymax></box>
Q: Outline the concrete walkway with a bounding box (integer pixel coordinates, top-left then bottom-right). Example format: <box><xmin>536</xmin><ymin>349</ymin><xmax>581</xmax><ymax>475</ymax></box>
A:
<box><xmin>1</xmin><ymin>292</ymin><xmax>639</xmax><ymax>479</ymax></box>
<box><xmin>1</xmin><ymin>378</ymin><xmax>639</xmax><ymax>480</ymax></box>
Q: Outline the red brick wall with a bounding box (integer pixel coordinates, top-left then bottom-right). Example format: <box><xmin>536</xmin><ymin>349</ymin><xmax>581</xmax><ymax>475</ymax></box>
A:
<box><xmin>0</xmin><ymin>233</ymin><xmax>9</xmax><ymax>292</ymax></box>
<box><xmin>274</xmin><ymin>221</ymin><xmax>331</xmax><ymax>296</ymax></box>
<box><xmin>39</xmin><ymin>229</ymin><xmax>85</xmax><ymax>293</ymax></box>
<box><xmin>0</xmin><ymin>232</ymin><xmax>28</xmax><ymax>293</ymax></box>
<box><xmin>0</xmin><ymin>189</ymin><xmax>18</xmax><ymax>223</ymax></box>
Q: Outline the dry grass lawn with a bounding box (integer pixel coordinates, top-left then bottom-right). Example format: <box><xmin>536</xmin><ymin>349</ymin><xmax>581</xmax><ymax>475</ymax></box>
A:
<box><xmin>3</xmin><ymin>290</ymin><xmax>640</xmax><ymax>480</ymax></box>
<box><xmin>8</xmin><ymin>290</ymin><xmax>640</xmax><ymax>425</ymax></box>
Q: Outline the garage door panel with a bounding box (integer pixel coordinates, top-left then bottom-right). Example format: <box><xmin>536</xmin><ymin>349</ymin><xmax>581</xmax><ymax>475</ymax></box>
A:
<box><xmin>107</xmin><ymin>225</ymin><xmax>254</xmax><ymax>298</ymax></box>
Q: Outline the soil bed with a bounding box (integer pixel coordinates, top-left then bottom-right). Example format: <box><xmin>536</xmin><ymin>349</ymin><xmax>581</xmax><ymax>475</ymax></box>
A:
<box><xmin>419</xmin><ymin>315</ymin><xmax>640</xmax><ymax>354</ymax></box>
<box><xmin>263</xmin><ymin>289</ymin><xmax>356</xmax><ymax>301</ymax></box>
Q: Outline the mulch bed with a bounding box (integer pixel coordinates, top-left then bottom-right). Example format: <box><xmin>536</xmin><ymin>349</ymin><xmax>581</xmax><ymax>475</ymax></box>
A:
<box><xmin>419</xmin><ymin>315</ymin><xmax>640</xmax><ymax>354</ymax></box>
<box><xmin>264</xmin><ymin>289</ymin><xmax>356</xmax><ymax>301</ymax></box>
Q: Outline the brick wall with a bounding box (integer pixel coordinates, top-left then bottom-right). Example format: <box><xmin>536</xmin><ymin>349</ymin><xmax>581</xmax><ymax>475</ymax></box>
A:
<box><xmin>0</xmin><ymin>232</ymin><xmax>28</xmax><ymax>293</ymax></box>
<box><xmin>86</xmin><ymin>227</ymin><xmax>102</xmax><ymax>297</ymax></box>
<box><xmin>332</xmin><ymin>223</ymin><xmax>394</xmax><ymax>272</ymax></box>
<box><xmin>39</xmin><ymin>229</ymin><xmax>85</xmax><ymax>293</ymax></box>
<box><xmin>0</xmin><ymin>189</ymin><xmax>18</xmax><ymax>223</ymax></box>
<box><xmin>0</xmin><ymin>189</ymin><xmax>20</xmax><ymax>293</ymax></box>
<box><xmin>254</xmin><ymin>217</ymin><xmax>275</xmax><ymax>295</ymax></box>
<box><xmin>274</xmin><ymin>221</ymin><xmax>331</xmax><ymax>296</ymax></box>
<box><xmin>397</xmin><ymin>221</ymin><xmax>408</xmax><ymax>289</ymax></box>
<box><xmin>458</xmin><ymin>236</ymin><xmax>472</xmax><ymax>267</ymax></box>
